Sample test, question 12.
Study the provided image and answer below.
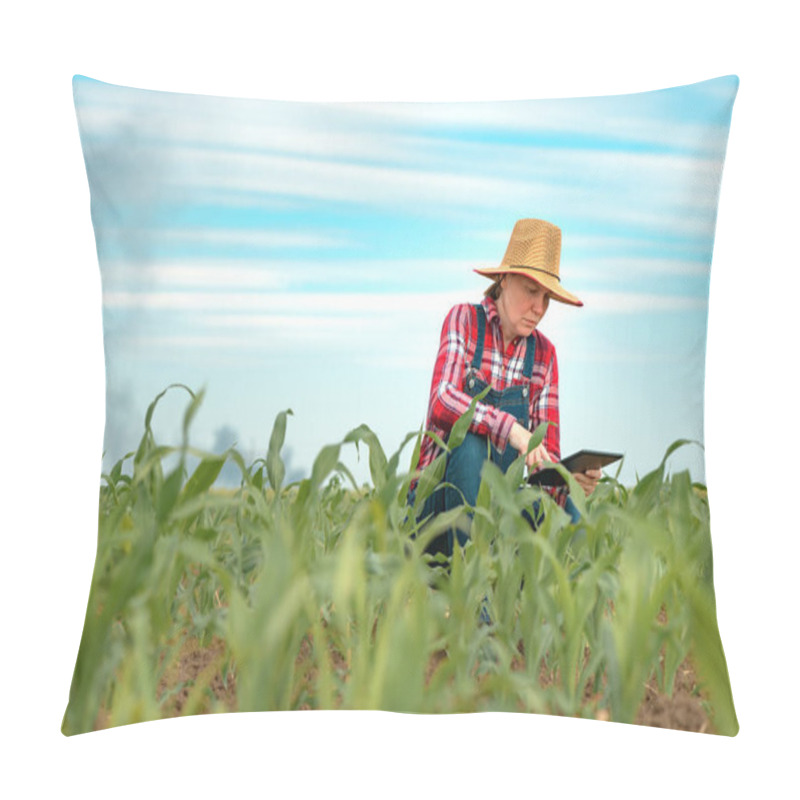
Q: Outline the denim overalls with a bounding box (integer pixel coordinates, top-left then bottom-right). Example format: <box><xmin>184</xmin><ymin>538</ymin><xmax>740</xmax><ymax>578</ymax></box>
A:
<box><xmin>419</xmin><ymin>304</ymin><xmax>540</xmax><ymax>557</ymax></box>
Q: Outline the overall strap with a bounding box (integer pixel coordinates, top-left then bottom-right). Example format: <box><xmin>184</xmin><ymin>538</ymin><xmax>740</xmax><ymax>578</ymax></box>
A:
<box><xmin>522</xmin><ymin>331</ymin><xmax>536</xmax><ymax>379</ymax></box>
<box><xmin>471</xmin><ymin>304</ymin><xmax>486</xmax><ymax>370</ymax></box>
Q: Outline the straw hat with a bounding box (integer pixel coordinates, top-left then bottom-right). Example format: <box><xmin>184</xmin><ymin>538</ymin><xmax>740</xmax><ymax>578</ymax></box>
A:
<box><xmin>474</xmin><ymin>218</ymin><xmax>583</xmax><ymax>307</ymax></box>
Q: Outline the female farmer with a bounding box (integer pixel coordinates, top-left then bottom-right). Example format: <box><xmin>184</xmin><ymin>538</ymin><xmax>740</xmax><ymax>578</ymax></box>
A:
<box><xmin>411</xmin><ymin>218</ymin><xmax>600</xmax><ymax>557</ymax></box>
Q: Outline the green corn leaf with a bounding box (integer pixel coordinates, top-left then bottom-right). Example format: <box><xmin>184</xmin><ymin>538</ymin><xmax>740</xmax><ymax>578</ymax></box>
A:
<box><xmin>412</xmin><ymin>452</ymin><xmax>447</xmax><ymax>514</ymax></box>
<box><xmin>528</xmin><ymin>421</ymin><xmax>553</xmax><ymax>452</ymax></box>
<box><xmin>311</xmin><ymin>443</ymin><xmax>341</xmax><ymax>489</ymax></box>
<box><xmin>344</xmin><ymin>424</ymin><xmax>388</xmax><ymax>490</ymax></box>
<box><xmin>266</xmin><ymin>409</ymin><xmax>293</xmax><ymax>492</ymax></box>
<box><xmin>660</xmin><ymin>438</ymin><xmax>701</xmax><ymax>469</ymax></box>
<box><xmin>421</xmin><ymin>429</ymin><xmax>449</xmax><ymax>453</ymax></box>
<box><xmin>181</xmin><ymin>454</ymin><xmax>227</xmax><ymax>503</ymax></box>
<box><xmin>182</xmin><ymin>387</ymin><xmax>206</xmax><ymax>444</ymax></box>
<box><xmin>447</xmin><ymin>385</ymin><xmax>491</xmax><ymax>451</ymax></box>
<box><xmin>387</xmin><ymin>430</ymin><xmax>421</xmax><ymax>480</ymax></box>
<box><xmin>192</xmin><ymin>527</ymin><xmax>219</xmax><ymax>543</ymax></box>
<box><xmin>143</xmin><ymin>382</ymin><xmax>195</xmax><ymax>432</ymax></box>
<box><xmin>156</xmin><ymin>464</ymin><xmax>184</xmax><ymax>522</ymax></box>
<box><xmin>335</xmin><ymin>461</ymin><xmax>360</xmax><ymax>492</ymax></box>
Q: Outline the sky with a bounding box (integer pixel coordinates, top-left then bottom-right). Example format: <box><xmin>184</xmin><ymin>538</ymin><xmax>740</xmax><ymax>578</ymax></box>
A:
<box><xmin>73</xmin><ymin>74</ymin><xmax>738</xmax><ymax>487</ymax></box>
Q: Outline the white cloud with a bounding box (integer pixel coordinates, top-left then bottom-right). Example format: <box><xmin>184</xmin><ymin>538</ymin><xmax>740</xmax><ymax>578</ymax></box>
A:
<box><xmin>202</xmin><ymin>313</ymin><xmax>377</xmax><ymax>333</ymax></box>
<box><xmin>113</xmin><ymin>308</ymin><xmax>443</xmax><ymax>358</ymax></box>
<box><xmin>158</xmin><ymin>228</ymin><xmax>348</xmax><ymax>249</ymax></box>
<box><xmin>164</xmin><ymin>146</ymin><xmax>722</xmax><ymax>218</ymax></box>
<box><xmin>101</xmin><ymin>258</ymin><xmax>476</xmax><ymax>291</ymax></box>
<box><xmin>348</xmin><ymin>93</ymin><xmax>732</xmax><ymax>155</ymax></box>
<box><xmin>103</xmin><ymin>287</ymin><xmax>705</xmax><ymax>315</ymax></box>
<box><xmin>78</xmin><ymin>82</ymin><xmax>730</xmax><ymax>163</ymax></box>
<box><xmin>102</xmin><ymin>289</ymin><xmax>466</xmax><ymax>314</ymax></box>
<box><xmin>104</xmin><ymin>263</ymin><xmax>286</xmax><ymax>289</ymax></box>
<box><xmin>80</xmin><ymin>77</ymin><xmax>730</xmax><ymax>250</ymax></box>
<box><xmin>578</xmin><ymin>290</ymin><xmax>707</xmax><ymax>312</ymax></box>
<box><xmin>570</xmin><ymin>349</ymin><xmax>687</xmax><ymax>364</ymax></box>
<box><xmin>568</xmin><ymin>256</ymin><xmax>710</xmax><ymax>279</ymax></box>
<box><xmin>99</xmin><ymin>227</ymin><xmax>347</xmax><ymax>252</ymax></box>
<box><xmin>170</xmin><ymin>147</ymin><xmax>530</xmax><ymax>209</ymax></box>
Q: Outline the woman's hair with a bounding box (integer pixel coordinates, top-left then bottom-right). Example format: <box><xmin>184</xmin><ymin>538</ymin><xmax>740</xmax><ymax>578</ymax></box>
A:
<box><xmin>484</xmin><ymin>277</ymin><xmax>503</xmax><ymax>300</ymax></box>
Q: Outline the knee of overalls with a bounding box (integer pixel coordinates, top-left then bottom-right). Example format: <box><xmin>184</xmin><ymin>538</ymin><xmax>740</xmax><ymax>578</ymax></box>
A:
<box><xmin>442</xmin><ymin>431</ymin><xmax>491</xmax><ymax>510</ymax></box>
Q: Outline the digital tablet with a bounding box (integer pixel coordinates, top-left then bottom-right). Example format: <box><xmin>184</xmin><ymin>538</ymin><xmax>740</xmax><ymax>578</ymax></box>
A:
<box><xmin>527</xmin><ymin>449</ymin><xmax>624</xmax><ymax>487</ymax></box>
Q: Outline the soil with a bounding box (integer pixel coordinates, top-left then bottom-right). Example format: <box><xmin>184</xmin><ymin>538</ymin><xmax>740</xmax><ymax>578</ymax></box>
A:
<box><xmin>634</xmin><ymin>660</ymin><xmax>710</xmax><ymax>733</ymax></box>
<box><xmin>144</xmin><ymin>634</ymin><xmax>711</xmax><ymax>733</ymax></box>
<box><xmin>156</xmin><ymin>637</ymin><xmax>237</xmax><ymax>717</ymax></box>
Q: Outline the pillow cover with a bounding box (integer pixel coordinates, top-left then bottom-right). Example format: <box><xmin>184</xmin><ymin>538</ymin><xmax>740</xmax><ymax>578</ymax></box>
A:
<box><xmin>63</xmin><ymin>75</ymin><xmax>739</xmax><ymax>735</ymax></box>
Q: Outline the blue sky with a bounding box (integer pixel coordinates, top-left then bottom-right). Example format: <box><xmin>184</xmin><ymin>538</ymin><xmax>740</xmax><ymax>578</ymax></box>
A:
<box><xmin>74</xmin><ymin>74</ymin><xmax>738</xmax><ymax>486</ymax></box>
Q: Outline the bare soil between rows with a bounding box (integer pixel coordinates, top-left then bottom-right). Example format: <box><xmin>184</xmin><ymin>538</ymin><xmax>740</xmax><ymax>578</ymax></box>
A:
<box><xmin>133</xmin><ymin>635</ymin><xmax>712</xmax><ymax>734</ymax></box>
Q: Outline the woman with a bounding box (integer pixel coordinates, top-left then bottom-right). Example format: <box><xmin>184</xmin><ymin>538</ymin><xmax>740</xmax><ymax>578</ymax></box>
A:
<box><xmin>410</xmin><ymin>218</ymin><xmax>601</xmax><ymax>556</ymax></box>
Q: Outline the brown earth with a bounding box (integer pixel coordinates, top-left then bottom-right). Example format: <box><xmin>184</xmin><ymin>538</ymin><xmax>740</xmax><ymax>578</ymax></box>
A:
<box><xmin>634</xmin><ymin>660</ymin><xmax>710</xmax><ymax>733</ymax></box>
<box><xmin>156</xmin><ymin>636</ymin><xmax>236</xmax><ymax>717</ymax></box>
<box><xmin>146</xmin><ymin>634</ymin><xmax>711</xmax><ymax>733</ymax></box>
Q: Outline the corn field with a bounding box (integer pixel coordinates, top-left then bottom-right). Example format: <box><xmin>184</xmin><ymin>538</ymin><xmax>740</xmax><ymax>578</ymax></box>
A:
<box><xmin>62</xmin><ymin>384</ymin><xmax>737</xmax><ymax>736</ymax></box>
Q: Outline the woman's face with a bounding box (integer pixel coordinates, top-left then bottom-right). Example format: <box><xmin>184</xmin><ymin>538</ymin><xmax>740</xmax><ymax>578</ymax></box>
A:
<box><xmin>496</xmin><ymin>273</ymin><xmax>550</xmax><ymax>344</ymax></box>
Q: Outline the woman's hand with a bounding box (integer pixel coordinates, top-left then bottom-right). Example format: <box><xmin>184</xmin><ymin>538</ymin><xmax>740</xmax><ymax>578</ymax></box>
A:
<box><xmin>572</xmin><ymin>468</ymin><xmax>602</xmax><ymax>496</ymax></box>
<box><xmin>508</xmin><ymin>422</ymin><xmax>552</xmax><ymax>470</ymax></box>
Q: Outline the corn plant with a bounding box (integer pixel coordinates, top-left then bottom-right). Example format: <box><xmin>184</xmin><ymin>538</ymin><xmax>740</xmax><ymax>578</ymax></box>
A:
<box><xmin>62</xmin><ymin>386</ymin><xmax>737</xmax><ymax>736</ymax></box>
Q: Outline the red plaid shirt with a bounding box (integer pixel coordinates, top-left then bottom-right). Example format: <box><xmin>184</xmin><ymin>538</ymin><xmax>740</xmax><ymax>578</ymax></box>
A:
<box><xmin>414</xmin><ymin>296</ymin><xmax>566</xmax><ymax>505</ymax></box>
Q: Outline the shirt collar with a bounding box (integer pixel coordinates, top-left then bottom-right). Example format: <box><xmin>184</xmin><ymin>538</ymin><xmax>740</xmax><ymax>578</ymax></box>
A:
<box><xmin>481</xmin><ymin>295</ymin><xmax>500</xmax><ymax>325</ymax></box>
<box><xmin>481</xmin><ymin>294</ymin><xmax>531</xmax><ymax>349</ymax></box>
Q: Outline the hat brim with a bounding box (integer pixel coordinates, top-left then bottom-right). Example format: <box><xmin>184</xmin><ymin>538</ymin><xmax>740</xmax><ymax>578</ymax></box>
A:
<box><xmin>474</xmin><ymin>267</ymin><xmax>583</xmax><ymax>307</ymax></box>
